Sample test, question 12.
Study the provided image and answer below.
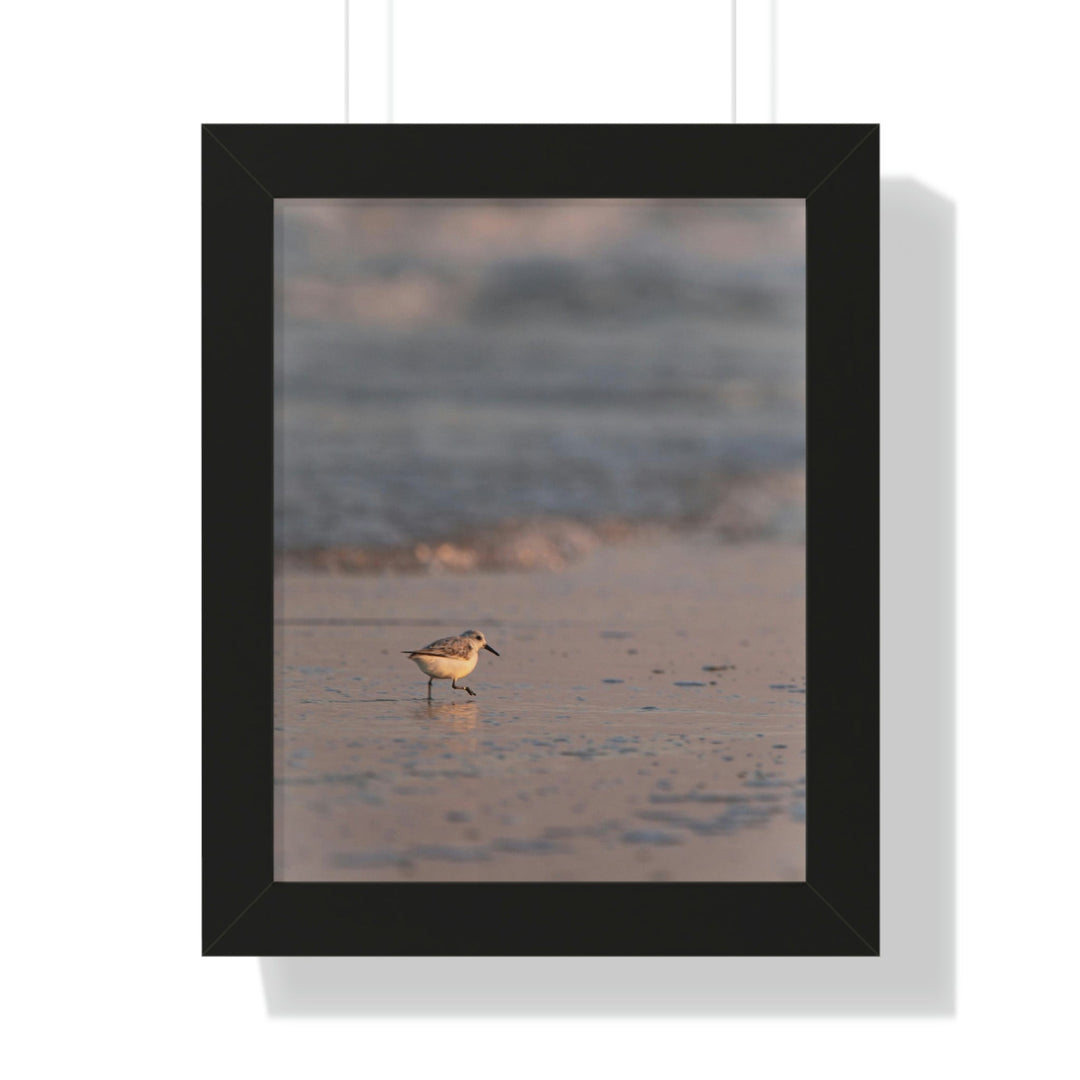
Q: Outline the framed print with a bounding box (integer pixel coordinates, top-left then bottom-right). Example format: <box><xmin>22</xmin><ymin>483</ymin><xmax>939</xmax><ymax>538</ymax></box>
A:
<box><xmin>203</xmin><ymin>124</ymin><xmax>878</xmax><ymax>955</ymax></box>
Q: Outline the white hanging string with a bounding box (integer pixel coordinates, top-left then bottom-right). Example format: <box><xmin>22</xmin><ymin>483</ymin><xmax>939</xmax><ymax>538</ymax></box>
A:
<box><xmin>771</xmin><ymin>0</ymin><xmax>777</xmax><ymax>123</ymax></box>
<box><xmin>343</xmin><ymin>1</ymin><xmax>393</xmax><ymax>123</ymax></box>
<box><xmin>733</xmin><ymin>1</ymin><xmax>777</xmax><ymax>124</ymax></box>
<box><xmin>387</xmin><ymin>0</ymin><xmax>394</xmax><ymax>122</ymax></box>
<box><xmin>732</xmin><ymin>1</ymin><xmax>738</xmax><ymax>122</ymax></box>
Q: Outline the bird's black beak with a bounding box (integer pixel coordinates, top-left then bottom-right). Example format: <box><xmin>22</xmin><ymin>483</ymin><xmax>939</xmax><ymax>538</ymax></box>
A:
<box><xmin>484</xmin><ymin>643</ymin><xmax>500</xmax><ymax>656</ymax></box>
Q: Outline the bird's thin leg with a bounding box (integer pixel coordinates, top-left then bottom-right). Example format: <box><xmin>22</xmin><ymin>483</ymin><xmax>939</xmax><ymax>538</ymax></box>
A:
<box><xmin>451</xmin><ymin>678</ymin><xmax>477</xmax><ymax>697</ymax></box>
<box><xmin>427</xmin><ymin>677</ymin><xmax>433</xmax><ymax>700</ymax></box>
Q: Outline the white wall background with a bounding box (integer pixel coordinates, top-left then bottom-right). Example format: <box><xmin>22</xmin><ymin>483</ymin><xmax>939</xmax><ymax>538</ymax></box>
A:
<box><xmin>4</xmin><ymin>0</ymin><xmax>1077</xmax><ymax>1076</ymax></box>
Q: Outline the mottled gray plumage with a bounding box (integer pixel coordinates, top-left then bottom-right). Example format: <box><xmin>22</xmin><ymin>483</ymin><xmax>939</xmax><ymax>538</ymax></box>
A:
<box><xmin>405</xmin><ymin>634</ymin><xmax>474</xmax><ymax>660</ymax></box>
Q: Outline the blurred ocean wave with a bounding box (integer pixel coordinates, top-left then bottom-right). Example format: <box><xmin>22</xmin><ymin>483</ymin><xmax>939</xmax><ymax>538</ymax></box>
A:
<box><xmin>276</xmin><ymin>200</ymin><xmax>805</xmax><ymax>558</ymax></box>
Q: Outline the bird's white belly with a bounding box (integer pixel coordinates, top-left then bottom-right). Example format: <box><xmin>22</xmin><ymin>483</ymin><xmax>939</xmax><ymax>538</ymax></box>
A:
<box><xmin>410</xmin><ymin>653</ymin><xmax>478</xmax><ymax>680</ymax></box>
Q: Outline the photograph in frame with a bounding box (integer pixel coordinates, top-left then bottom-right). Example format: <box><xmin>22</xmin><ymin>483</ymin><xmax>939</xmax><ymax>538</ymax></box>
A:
<box><xmin>203</xmin><ymin>124</ymin><xmax>879</xmax><ymax>955</ymax></box>
<box><xmin>274</xmin><ymin>195</ymin><xmax>807</xmax><ymax>884</ymax></box>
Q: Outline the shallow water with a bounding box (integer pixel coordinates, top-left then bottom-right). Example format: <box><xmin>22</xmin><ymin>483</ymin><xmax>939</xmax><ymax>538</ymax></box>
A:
<box><xmin>274</xmin><ymin>539</ymin><xmax>806</xmax><ymax>882</ymax></box>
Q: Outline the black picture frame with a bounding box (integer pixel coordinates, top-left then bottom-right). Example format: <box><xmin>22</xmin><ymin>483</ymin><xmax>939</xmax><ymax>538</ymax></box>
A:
<box><xmin>203</xmin><ymin>124</ymin><xmax>879</xmax><ymax>956</ymax></box>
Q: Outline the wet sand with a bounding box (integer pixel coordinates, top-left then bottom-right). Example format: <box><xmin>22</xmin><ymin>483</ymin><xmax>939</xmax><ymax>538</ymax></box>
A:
<box><xmin>275</xmin><ymin>538</ymin><xmax>805</xmax><ymax>882</ymax></box>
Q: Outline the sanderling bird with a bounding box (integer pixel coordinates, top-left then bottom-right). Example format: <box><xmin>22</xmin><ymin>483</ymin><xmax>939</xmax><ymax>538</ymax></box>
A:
<box><xmin>403</xmin><ymin>629</ymin><xmax>500</xmax><ymax>699</ymax></box>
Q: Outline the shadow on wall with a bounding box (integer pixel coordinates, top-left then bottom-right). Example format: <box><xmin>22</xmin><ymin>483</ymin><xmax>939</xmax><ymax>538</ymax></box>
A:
<box><xmin>258</xmin><ymin>181</ymin><xmax>955</xmax><ymax>1016</ymax></box>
